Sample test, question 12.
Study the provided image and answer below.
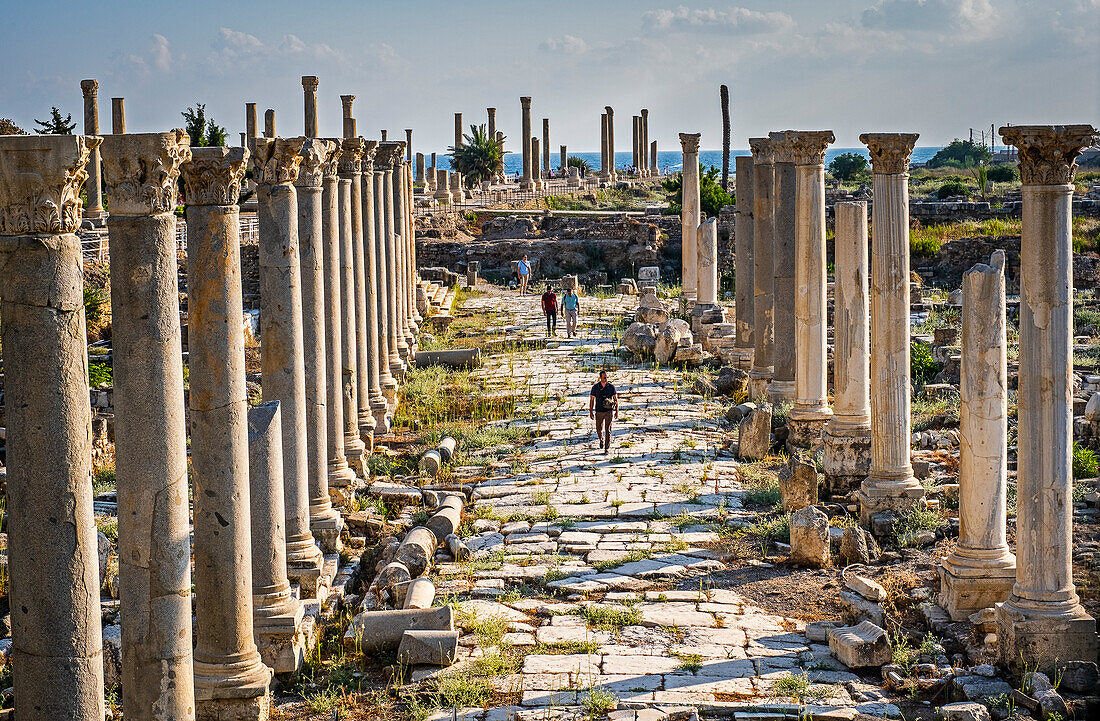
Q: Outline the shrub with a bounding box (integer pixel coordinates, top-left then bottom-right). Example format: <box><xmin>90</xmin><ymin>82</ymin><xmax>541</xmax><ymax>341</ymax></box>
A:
<box><xmin>828</xmin><ymin>152</ymin><xmax>868</xmax><ymax>181</ymax></box>
<box><xmin>937</xmin><ymin>180</ymin><xmax>970</xmax><ymax>200</ymax></box>
<box><xmin>662</xmin><ymin>164</ymin><xmax>734</xmax><ymax>218</ymax></box>
<box><xmin>910</xmin><ymin>340</ymin><xmax>940</xmax><ymax>386</ymax></box>
<box><xmin>910</xmin><ymin>234</ymin><xmax>942</xmax><ymax>257</ymax></box>
<box><xmin>927</xmin><ymin>139</ymin><xmax>991</xmax><ymax>169</ymax></box>
<box><xmin>987</xmin><ymin>164</ymin><xmax>1019</xmax><ymax>182</ymax></box>
<box><xmin>1073</xmin><ymin>441</ymin><xmax>1098</xmax><ymax>479</ymax></box>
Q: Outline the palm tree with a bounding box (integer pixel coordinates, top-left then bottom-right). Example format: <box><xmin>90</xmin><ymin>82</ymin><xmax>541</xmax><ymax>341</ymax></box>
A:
<box><xmin>720</xmin><ymin>85</ymin><xmax>731</xmax><ymax>192</ymax></box>
<box><xmin>449</xmin><ymin>124</ymin><xmax>504</xmax><ymax>186</ymax></box>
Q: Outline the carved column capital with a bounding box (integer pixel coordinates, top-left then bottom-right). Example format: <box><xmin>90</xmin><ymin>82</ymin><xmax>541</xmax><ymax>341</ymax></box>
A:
<box><xmin>301</xmin><ymin>75</ymin><xmax>319</xmax><ymax>92</ymax></box>
<box><xmin>679</xmin><ymin>133</ymin><xmax>701</xmax><ymax>154</ymax></box>
<box><xmin>294</xmin><ymin>138</ymin><xmax>336</xmax><ymax>189</ymax></box>
<box><xmin>859</xmin><ymin>132</ymin><xmax>920</xmax><ymax>174</ymax></box>
<box><xmin>768</xmin><ymin>131</ymin><xmax>794</xmax><ymax>164</ymax></box>
<box><xmin>321</xmin><ymin>139</ymin><xmax>342</xmax><ymax>180</ymax></box>
<box><xmin>101</xmin><ymin>130</ymin><xmax>191</xmax><ymax>215</ymax></box>
<box><xmin>605</xmin><ymin>105</ymin><xmax>615</xmax><ymax>117</ymax></box>
<box><xmin>786</xmin><ymin>130</ymin><xmax>835</xmax><ymax>166</ymax></box>
<box><xmin>749</xmin><ymin>137</ymin><xmax>774</xmax><ymax>165</ymax></box>
<box><xmin>377</xmin><ymin>141</ymin><xmax>405</xmax><ymax>170</ymax></box>
<box><xmin>340</xmin><ymin>95</ymin><xmax>355</xmax><ymax>113</ymax></box>
<box><xmin>0</xmin><ymin>134</ymin><xmax>101</xmax><ymax>235</ymax></box>
<box><xmin>337</xmin><ymin>137</ymin><xmax>365</xmax><ymax>175</ymax></box>
<box><xmin>180</xmin><ymin>146</ymin><xmax>249</xmax><ymax>206</ymax></box>
<box><xmin>80</xmin><ymin>78</ymin><xmax>99</xmax><ymax>97</ymax></box>
<box><xmin>1000</xmin><ymin>124</ymin><xmax>1098</xmax><ymax>185</ymax></box>
<box><xmin>252</xmin><ymin>136</ymin><xmax>305</xmax><ymax>185</ymax></box>
<box><xmin>520</xmin><ymin>97</ymin><xmax>531</xmax><ymax>108</ymax></box>
<box><xmin>361</xmin><ymin>140</ymin><xmax>379</xmax><ymax>174</ymax></box>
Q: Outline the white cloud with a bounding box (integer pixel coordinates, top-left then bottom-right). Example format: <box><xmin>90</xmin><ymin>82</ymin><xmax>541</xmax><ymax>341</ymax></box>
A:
<box><xmin>642</xmin><ymin>5</ymin><xmax>793</xmax><ymax>34</ymax></box>
<box><xmin>861</xmin><ymin>0</ymin><xmax>996</xmax><ymax>33</ymax></box>
<box><xmin>539</xmin><ymin>35</ymin><xmax>589</xmax><ymax>55</ymax></box>
<box><xmin>150</xmin><ymin>34</ymin><xmax>173</xmax><ymax>72</ymax></box>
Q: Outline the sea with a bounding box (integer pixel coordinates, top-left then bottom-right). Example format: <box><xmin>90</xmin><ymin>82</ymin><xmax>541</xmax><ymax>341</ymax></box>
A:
<box><xmin>432</xmin><ymin>147</ymin><xmax>944</xmax><ymax>176</ymax></box>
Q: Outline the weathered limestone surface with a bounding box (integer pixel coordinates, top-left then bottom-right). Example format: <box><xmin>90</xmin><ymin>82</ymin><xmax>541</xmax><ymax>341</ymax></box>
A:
<box><xmin>338</xmin><ymin>138</ymin><xmax>368</xmax><ymax>470</ymax></box>
<box><xmin>253</xmin><ymin>136</ymin><xmax>326</xmax><ymax>591</ymax></box>
<box><xmin>767</xmin><ymin>131</ymin><xmax>796</xmax><ymax>403</ymax></box>
<box><xmin>352</xmin><ymin>141</ymin><xmax>379</xmax><ymax>446</ymax></box>
<box><xmin>823</xmin><ymin>202</ymin><xmax>872</xmax><ymax>494</ymax></box>
<box><xmin>377</xmin><ymin>142</ymin><xmax>408</xmax><ymax>382</ymax></box>
<box><xmin>182</xmin><ymin>146</ymin><xmax>273</xmax><ymax>719</ymax></box>
<box><xmin>748</xmin><ymin>138</ymin><xmax>775</xmax><ymax>401</ymax></box>
<box><xmin>0</xmin><ymin>134</ymin><xmax>106</xmax><ymax>721</ymax></box>
<box><xmin>520</xmin><ymin>97</ymin><xmax>533</xmax><ymax>189</ymax></box>
<box><xmin>730</xmin><ymin>154</ymin><xmax>754</xmax><ymax>368</ymax></box>
<box><xmin>359</xmin><ymin>143</ymin><xmax>390</xmax><ymax>434</ymax></box>
<box><xmin>940</xmin><ymin>251</ymin><xmax>1015</xmax><ymax>620</ymax></box>
<box><xmin>679</xmin><ymin>133</ymin><xmax>701</xmax><ymax>300</ymax></box>
<box><xmin>790</xmin><ymin>505</ymin><xmax>830</xmax><ymax>567</ymax></box>
<box><xmin>101</xmin><ymin>130</ymin><xmax>196</xmax><ymax>721</ymax></box>
<box><xmin>859</xmin><ymin>132</ymin><xmax>925</xmax><ymax>523</ymax></box>
<box><xmin>374</xmin><ymin>155</ymin><xmax>400</xmax><ymax>411</ymax></box>
<box><xmin>995</xmin><ymin>124</ymin><xmax>1099</xmax><ymax>667</ymax></box>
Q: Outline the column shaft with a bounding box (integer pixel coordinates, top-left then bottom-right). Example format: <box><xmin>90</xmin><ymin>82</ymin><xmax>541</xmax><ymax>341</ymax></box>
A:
<box><xmin>748</xmin><ymin>138</ymin><xmax>775</xmax><ymax>399</ymax></box>
<box><xmin>359</xmin><ymin>143</ymin><xmax>390</xmax><ymax>432</ymax></box>
<box><xmin>337</xmin><ymin>140</ymin><xmax>367</xmax><ymax>470</ymax></box>
<box><xmin>302</xmin><ymin>76</ymin><xmax>319</xmax><ymax>137</ymax></box>
<box><xmin>375</xmin><ymin>162</ymin><xmax>400</xmax><ymax>406</ymax></box>
<box><xmin>731</xmin><ymin>155</ymin><xmax>754</xmax><ymax>367</ymax></box>
<box><xmin>80</xmin><ymin>80</ymin><xmax>105</xmax><ymax>221</ymax></box>
<box><xmin>768</xmin><ymin>133</ymin><xmax>796</xmax><ymax>402</ymax></box>
<box><xmin>679</xmin><ymin>133</ymin><xmax>701</xmax><ymax>300</ymax></box>
<box><xmin>605</xmin><ymin>106</ymin><xmax>616</xmax><ymax>180</ymax></box>
<box><xmin>520</xmin><ymin>97</ymin><xmax>532</xmax><ymax>189</ymax></box>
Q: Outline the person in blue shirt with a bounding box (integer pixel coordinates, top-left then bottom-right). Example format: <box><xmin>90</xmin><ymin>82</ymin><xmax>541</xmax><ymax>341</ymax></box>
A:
<box><xmin>517</xmin><ymin>255</ymin><xmax>531</xmax><ymax>295</ymax></box>
<box><xmin>561</xmin><ymin>288</ymin><xmax>580</xmax><ymax>338</ymax></box>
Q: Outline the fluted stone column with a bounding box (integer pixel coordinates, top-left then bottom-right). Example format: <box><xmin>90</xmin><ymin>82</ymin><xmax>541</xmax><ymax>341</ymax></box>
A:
<box><xmin>605</xmin><ymin>106</ymin><xmax>616</xmax><ymax>180</ymax></box>
<box><xmin>641</xmin><ymin>108</ymin><xmax>650</xmax><ymax>177</ymax></box>
<box><xmin>767</xmin><ymin>131</ymin><xmax>797</xmax><ymax>403</ymax></box>
<box><xmin>786</xmin><ymin>131</ymin><xmax>835</xmax><ymax>448</ymax></box>
<box><xmin>520</xmin><ymin>97</ymin><xmax>532</xmax><ymax>190</ymax></box>
<box><xmin>542</xmin><ymin>118</ymin><xmax>550</xmax><ymax>176</ymax></box>
<box><xmin>939</xmin><ymin>250</ymin><xmax>1016</xmax><ymax>620</ymax></box>
<box><xmin>342</xmin><ymin>138</ymin><xmax>375</xmax><ymax>453</ymax></box>
<box><xmin>748</xmin><ymin>138</ymin><xmax>775</xmax><ymax>400</ymax></box>
<box><xmin>80</xmin><ymin>80</ymin><xmax>106</xmax><ymax>224</ymax></box>
<box><xmin>858</xmin><ymin>132</ymin><xmax>925</xmax><ymax>523</ymax></box>
<box><xmin>679</xmin><ymin>133</ymin><xmax>701</xmax><ymax>301</ymax></box>
<box><xmin>454</xmin><ymin>113</ymin><xmax>463</xmax><ymax>149</ymax></box>
<box><xmin>729</xmin><ymin>155</ymin><xmax>754</xmax><ymax>368</ymax></box>
<box><xmin>246</xmin><ymin>103</ymin><xmax>258</xmax><ymax>141</ymax></box>
<box><xmin>358</xmin><ymin>142</ymin><xmax>389</xmax><ymax>436</ymax></box>
<box><xmin>112</xmin><ymin>97</ymin><xmax>125</xmax><ymax>133</ymax></box>
<box><xmin>182</xmin><ymin>146</ymin><xmax>273</xmax><ymax>721</ymax></box>
<box><xmin>253</xmin><ymin>136</ymin><xmax>326</xmax><ymax>594</ymax></box>
<box><xmin>0</xmin><ymin>134</ymin><xmax>105</xmax><ymax>721</ymax></box>
<box><xmin>302</xmin><ymin>76</ymin><xmax>319</xmax><ymax>137</ymax></box>
<box><xmin>996</xmin><ymin>124</ymin><xmax>1099</xmax><ymax>667</ymax></box>
<box><xmin>294</xmin><ymin>138</ymin><xmax>344</xmax><ymax>552</ymax></box>
<box><xmin>383</xmin><ymin>141</ymin><xmax>414</xmax><ymax>363</ymax></box>
<box><xmin>375</xmin><ymin>147</ymin><xmax>402</xmax><ymax>407</ymax></box>
<box><xmin>377</xmin><ymin>143</ymin><xmax>408</xmax><ymax>382</ymax></box>
<box><xmin>600</xmin><ymin>114</ymin><xmax>609</xmax><ymax>180</ymax></box>
<box><xmin>340</xmin><ymin>95</ymin><xmax>355</xmax><ymax>139</ymax></box>
<box><xmin>404</xmin><ymin>160</ymin><xmax>423</xmax><ymax>331</ymax></box>
<box><xmin>101</xmin><ymin>130</ymin><xmax>195</xmax><ymax>721</ymax></box>
<box><xmin>337</xmin><ymin>138</ymin><xmax>368</xmax><ymax>471</ymax></box>
<box><xmin>319</xmin><ymin>142</ymin><xmax>358</xmax><ymax>491</ymax></box>
<box><xmin>247</xmin><ymin>401</ymin><xmax>305</xmax><ymax>674</ymax></box>
<box><xmin>823</xmin><ymin>202</ymin><xmax>872</xmax><ymax>495</ymax></box>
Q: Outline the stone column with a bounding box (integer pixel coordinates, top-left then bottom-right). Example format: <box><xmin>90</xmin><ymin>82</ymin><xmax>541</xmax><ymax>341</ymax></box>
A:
<box><xmin>487</xmin><ymin>108</ymin><xmax>500</xmax><ymax>180</ymax></box>
<box><xmin>79</xmin><ymin>80</ymin><xmax>106</xmax><ymax>224</ymax></box>
<box><xmin>101</xmin><ymin>130</ymin><xmax>195</xmax><ymax>721</ymax></box>
<box><xmin>246</xmin><ymin>102</ymin><xmax>258</xmax><ymax>141</ymax></box>
<box><xmin>375</xmin><ymin>147</ymin><xmax>402</xmax><ymax>406</ymax></box>
<box><xmin>633</xmin><ymin>116</ymin><xmax>641</xmax><ymax>174</ymax></box>
<box><xmin>112</xmin><ymin>97</ymin><xmax>125</xmax><ymax>133</ymax></box>
<box><xmin>679</xmin><ymin>132</ymin><xmax>701</xmax><ymax>301</ymax></box>
<box><xmin>605</xmin><ymin>106</ymin><xmax>616</xmax><ymax>180</ymax></box>
<box><xmin>263</xmin><ymin>110</ymin><xmax>275</xmax><ymax>139</ymax></box>
<box><xmin>252</xmin><ymin>136</ymin><xmax>326</xmax><ymax>593</ymax></box>
<box><xmin>434</xmin><ymin>168</ymin><xmax>451</xmax><ymax>203</ymax></box>
<box><xmin>340</xmin><ymin>95</ymin><xmax>356</xmax><ymax>139</ymax></box>
<box><xmin>823</xmin><ymin>202</ymin><xmax>873</xmax><ymax>495</ymax></box>
<box><xmin>302</xmin><ymin>75</ymin><xmax>319</xmax><ymax>137</ymax></box>
<box><xmin>341</xmin><ymin>138</ymin><xmax>375</xmax><ymax>452</ymax></box>
<box><xmin>531</xmin><ymin>137</ymin><xmax>541</xmax><ymax>189</ymax></box>
<box><xmin>0</xmin><ymin>134</ymin><xmax>105</xmax><ymax>721</ymax></box>
<box><xmin>380</xmin><ymin>130</ymin><xmax>387</xmax><ymax>141</ymax></box>
<box><xmin>729</xmin><ymin>155</ymin><xmax>754</xmax><ymax>368</ymax></box>
<box><xmin>542</xmin><ymin>118</ymin><xmax>550</xmax><ymax>176</ymax></box>
<box><xmin>748</xmin><ymin>137</ymin><xmax>775</xmax><ymax>400</ymax></box>
<box><xmin>403</xmin><ymin>160</ymin><xmax>423</xmax><ymax>330</ymax></box>
<box><xmin>696</xmin><ymin>218</ymin><xmax>719</xmax><ymax>305</ymax></box>
<box><xmin>939</xmin><ymin>250</ymin><xmax>1016</xmax><ymax>620</ymax></box>
<box><xmin>600</xmin><ymin>114</ymin><xmax>609</xmax><ymax>180</ymax></box>
<box><xmin>247</xmin><ymin>401</ymin><xmax>306</xmax><ymax>674</ymax></box>
<box><xmin>520</xmin><ymin>97</ymin><xmax>532</xmax><ymax>189</ymax></box>
<box><xmin>858</xmin><ymin>132</ymin><xmax>925</xmax><ymax>523</ymax></box>
<box><xmin>641</xmin><ymin>108</ymin><xmax>650</xmax><ymax>177</ymax></box>
<box><xmin>377</xmin><ymin>143</ymin><xmax>408</xmax><ymax>381</ymax></box>
<box><xmin>383</xmin><ymin>142</ymin><xmax>414</xmax><ymax>362</ymax></box>
<box><xmin>294</xmin><ymin>138</ymin><xmax>344</xmax><ymax>552</ymax></box>
<box><xmin>996</xmin><ymin>124</ymin><xmax>1100</xmax><ymax>667</ymax></box>
<box><xmin>319</xmin><ymin>142</ymin><xmax>358</xmax><ymax>489</ymax></box>
<box><xmin>405</xmin><ymin>129</ymin><xmax>413</xmax><ymax>161</ymax></box>
<box><xmin>767</xmin><ymin>131</ymin><xmax>797</xmax><ymax>403</ymax></box>
<box><xmin>651</xmin><ymin>140</ymin><xmax>658</xmax><ymax>175</ymax></box>
<box><xmin>785</xmin><ymin>131</ymin><xmax>835</xmax><ymax>448</ymax></box>
<box><xmin>560</xmin><ymin>145</ymin><xmax>567</xmax><ymax>174</ymax></box>
<box><xmin>358</xmin><ymin>142</ymin><xmax>389</xmax><ymax>436</ymax></box>
<box><xmin>416</xmin><ymin>152</ymin><xmax>425</xmax><ymax>189</ymax></box>
<box><xmin>337</xmin><ymin>138</ymin><xmax>368</xmax><ymax>470</ymax></box>
<box><xmin>454</xmin><ymin>113</ymin><xmax>463</xmax><ymax>149</ymax></box>
<box><xmin>181</xmin><ymin>145</ymin><xmax>273</xmax><ymax>720</ymax></box>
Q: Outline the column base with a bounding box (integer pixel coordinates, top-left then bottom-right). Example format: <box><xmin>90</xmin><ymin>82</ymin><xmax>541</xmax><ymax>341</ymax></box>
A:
<box><xmin>344</xmin><ymin>435</ymin><xmax>367</xmax><ymax>476</ymax></box>
<box><xmin>858</xmin><ymin>480</ymin><xmax>925</xmax><ymax>526</ymax></box>
<box><xmin>724</xmin><ymin>346</ymin><xmax>754</xmax><ymax>370</ymax></box>
<box><xmin>309</xmin><ymin>513</ymin><xmax>344</xmax><ymax>554</ymax></box>
<box><xmin>997</xmin><ymin>597</ymin><xmax>1098</xmax><ymax>671</ymax></box>
<box><xmin>286</xmin><ymin>543</ymin><xmax>325</xmax><ymax>598</ymax></box>
<box><xmin>786</xmin><ymin>407</ymin><xmax>832</xmax><ymax>450</ymax></box>
<box><xmin>254</xmin><ymin>603</ymin><xmax>306</xmax><ymax>674</ymax></box>
<box><xmin>197</xmin><ymin>694</ymin><xmax>271</xmax><ymax>721</ymax></box>
<box><xmin>766</xmin><ymin>379</ymin><xmax>796</xmax><ymax>404</ymax></box>
<box><xmin>373</xmin><ymin>407</ymin><xmax>392</xmax><ymax>436</ymax></box>
<box><xmin>389</xmin><ymin>358</ymin><xmax>407</xmax><ymax>382</ymax></box>
<box><xmin>195</xmin><ymin>658</ymin><xmax>272</xmax><ymax>721</ymax></box>
<box><xmin>747</xmin><ymin>369</ymin><xmax>773</xmax><ymax>403</ymax></box>
<box><xmin>327</xmin><ymin>460</ymin><xmax>357</xmax><ymax>488</ymax></box>
<box><xmin>938</xmin><ymin>560</ymin><xmax>1015</xmax><ymax>621</ymax></box>
<box><xmin>821</xmin><ymin>423</ymin><xmax>871</xmax><ymax>495</ymax></box>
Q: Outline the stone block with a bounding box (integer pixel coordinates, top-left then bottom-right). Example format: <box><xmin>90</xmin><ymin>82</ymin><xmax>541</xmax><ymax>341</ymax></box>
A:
<box><xmin>778</xmin><ymin>453</ymin><xmax>819</xmax><ymax>511</ymax></box>
<box><xmin>839</xmin><ymin>591</ymin><xmax>884</xmax><ymax>626</ymax></box>
<box><xmin>622</xmin><ymin>322</ymin><xmax>657</xmax><ymax>357</ymax></box>
<box><xmin>937</xmin><ymin>702</ymin><xmax>990</xmax><ymax>721</ymax></box>
<box><xmin>827</xmin><ymin>621</ymin><xmax>890</xmax><ymax>669</ymax></box>
<box><xmin>737</xmin><ymin>403</ymin><xmax>772</xmax><ymax>461</ymax></box>
<box><xmin>790</xmin><ymin>505</ymin><xmax>830</xmax><ymax>567</ymax></box>
<box><xmin>397</xmin><ymin>629</ymin><xmax>459</xmax><ymax>666</ymax></box>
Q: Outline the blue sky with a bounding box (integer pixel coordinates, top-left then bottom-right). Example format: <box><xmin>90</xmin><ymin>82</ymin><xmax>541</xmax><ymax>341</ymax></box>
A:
<box><xmin>1</xmin><ymin>0</ymin><xmax>1096</xmax><ymax>152</ymax></box>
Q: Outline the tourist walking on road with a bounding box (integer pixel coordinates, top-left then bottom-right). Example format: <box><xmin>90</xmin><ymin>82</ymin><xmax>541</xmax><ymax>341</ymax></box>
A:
<box><xmin>589</xmin><ymin>370</ymin><xmax>619</xmax><ymax>454</ymax></box>
<box><xmin>562</xmin><ymin>287</ymin><xmax>580</xmax><ymax>337</ymax></box>
<box><xmin>518</xmin><ymin>254</ymin><xmax>531</xmax><ymax>294</ymax></box>
<box><xmin>541</xmin><ymin>286</ymin><xmax>558</xmax><ymax>336</ymax></box>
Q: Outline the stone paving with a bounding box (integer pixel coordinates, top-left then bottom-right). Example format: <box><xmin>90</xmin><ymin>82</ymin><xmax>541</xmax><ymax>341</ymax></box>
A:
<box><xmin>418</xmin><ymin>288</ymin><xmax>902</xmax><ymax>720</ymax></box>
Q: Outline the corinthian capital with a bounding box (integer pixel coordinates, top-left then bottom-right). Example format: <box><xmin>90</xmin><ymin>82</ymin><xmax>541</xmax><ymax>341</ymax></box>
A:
<box><xmin>1000</xmin><ymin>124</ymin><xmax>1098</xmax><ymax>185</ymax></box>
<box><xmin>338</xmin><ymin>137</ymin><xmax>365</xmax><ymax>175</ymax></box>
<box><xmin>101</xmin><ymin>130</ymin><xmax>191</xmax><ymax>215</ymax></box>
<box><xmin>377</xmin><ymin>141</ymin><xmax>404</xmax><ymax>169</ymax></box>
<box><xmin>302</xmin><ymin>75</ymin><xmax>319</xmax><ymax>92</ymax></box>
<box><xmin>768</xmin><ymin>131</ymin><xmax>794</xmax><ymax>164</ymax></box>
<box><xmin>181</xmin><ymin>146</ymin><xmax>249</xmax><ymax>206</ymax></box>
<box><xmin>748</xmin><ymin>137</ymin><xmax>774</xmax><ymax>165</ymax></box>
<box><xmin>786</xmin><ymin>130</ymin><xmax>835</xmax><ymax>166</ymax></box>
<box><xmin>322</xmin><ymin>139</ymin><xmax>342</xmax><ymax>179</ymax></box>
<box><xmin>252</xmin><ymin>136</ymin><xmax>305</xmax><ymax>185</ymax></box>
<box><xmin>0</xmin><ymin>134</ymin><xmax>101</xmax><ymax>235</ymax></box>
<box><xmin>361</xmin><ymin>140</ymin><xmax>379</xmax><ymax>174</ymax></box>
<box><xmin>859</xmin><ymin>132</ymin><xmax>919</xmax><ymax>174</ymax></box>
<box><xmin>679</xmin><ymin>133</ymin><xmax>701</xmax><ymax>154</ymax></box>
<box><xmin>80</xmin><ymin>79</ymin><xmax>99</xmax><ymax>97</ymax></box>
<box><xmin>294</xmin><ymin>138</ymin><xmax>336</xmax><ymax>189</ymax></box>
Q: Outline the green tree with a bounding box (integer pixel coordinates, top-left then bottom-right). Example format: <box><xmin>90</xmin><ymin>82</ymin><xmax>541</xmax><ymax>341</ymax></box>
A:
<box><xmin>181</xmin><ymin>103</ymin><xmax>227</xmax><ymax>147</ymax></box>
<box><xmin>828</xmin><ymin>152</ymin><xmax>868</xmax><ymax>181</ymax></box>
<box><xmin>448</xmin><ymin>124</ymin><xmax>504</xmax><ymax>186</ymax></box>
<box><xmin>927</xmin><ymin>139</ymin><xmax>991</xmax><ymax>169</ymax></box>
<box><xmin>34</xmin><ymin>107</ymin><xmax>76</xmax><ymax>134</ymax></box>
<box><xmin>0</xmin><ymin>118</ymin><xmax>28</xmax><ymax>135</ymax></box>
<box><xmin>566</xmin><ymin>156</ymin><xmax>591</xmax><ymax>173</ymax></box>
<box><xmin>662</xmin><ymin>164</ymin><xmax>734</xmax><ymax>218</ymax></box>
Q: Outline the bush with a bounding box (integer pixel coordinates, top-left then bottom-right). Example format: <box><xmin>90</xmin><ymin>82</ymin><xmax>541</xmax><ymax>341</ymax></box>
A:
<box><xmin>927</xmin><ymin>139</ymin><xmax>991</xmax><ymax>169</ymax></box>
<box><xmin>937</xmin><ymin>181</ymin><xmax>970</xmax><ymax>200</ymax></box>
<box><xmin>910</xmin><ymin>340</ymin><xmax>940</xmax><ymax>386</ymax></box>
<box><xmin>987</xmin><ymin>164</ymin><xmax>1019</xmax><ymax>182</ymax></box>
<box><xmin>828</xmin><ymin>152</ymin><xmax>868</xmax><ymax>181</ymax></box>
<box><xmin>910</xmin><ymin>234</ymin><xmax>942</xmax><ymax>258</ymax></box>
<box><xmin>662</xmin><ymin>164</ymin><xmax>733</xmax><ymax>218</ymax></box>
<box><xmin>1073</xmin><ymin>441</ymin><xmax>1098</xmax><ymax>479</ymax></box>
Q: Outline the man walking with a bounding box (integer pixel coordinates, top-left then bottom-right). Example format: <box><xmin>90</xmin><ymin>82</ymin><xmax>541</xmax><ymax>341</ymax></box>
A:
<box><xmin>562</xmin><ymin>287</ymin><xmax>580</xmax><ymax>338</ymax></box>
<box><xmin>588</xmin><ymin>370</ymin><xmax>619</xmax><ymax>454</ymax></box>
<box><xmin>541</xmin><ymin>285</ymin><xmax>558</xmax><ymax>336</ymax></box>
<box><xmin>517</xmin><ymin>254</ymin><xmax>531</xmax><ymax>295</ymax></box>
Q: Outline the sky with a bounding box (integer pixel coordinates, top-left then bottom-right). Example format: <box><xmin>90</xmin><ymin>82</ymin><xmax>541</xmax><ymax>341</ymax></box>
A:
<box><xmin>1</xmin><ymin>0</ymin><xmax>1097</xmax><ymax>153</ymax></box>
